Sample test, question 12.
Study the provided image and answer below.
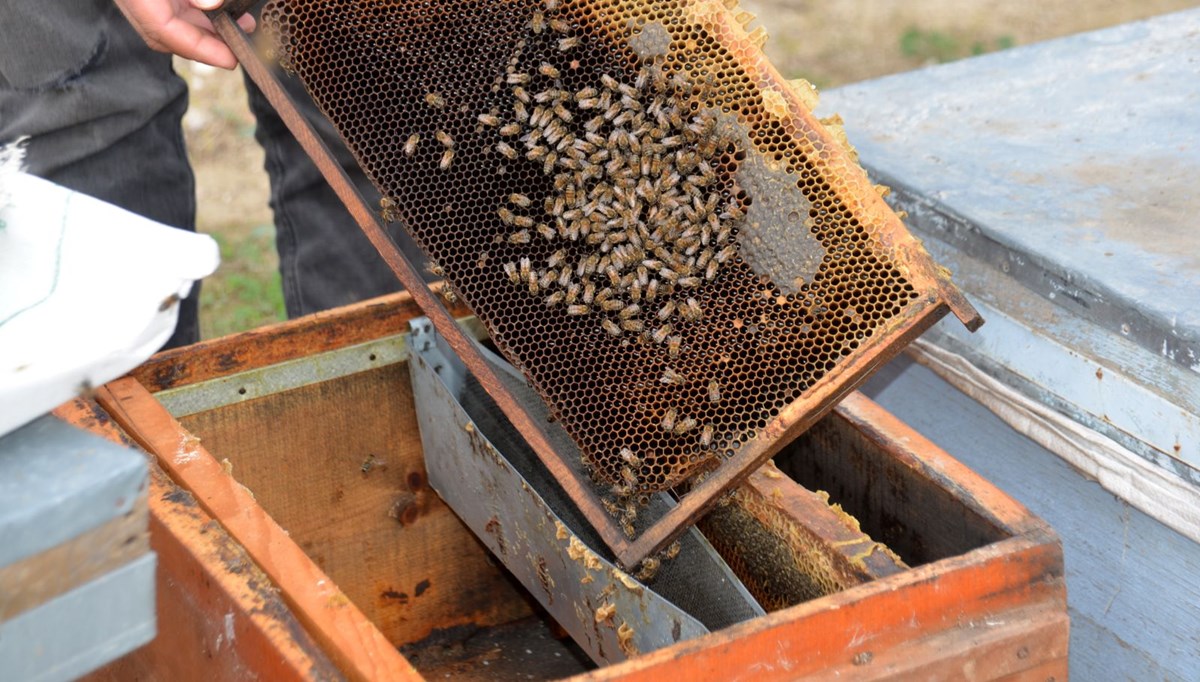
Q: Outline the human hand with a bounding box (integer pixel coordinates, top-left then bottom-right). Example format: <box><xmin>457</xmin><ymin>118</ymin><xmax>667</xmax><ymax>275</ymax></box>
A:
<box><xmin>113</xmin><ymin>0</ymin><xmax>256</xmax><ymax>70</ymax></box>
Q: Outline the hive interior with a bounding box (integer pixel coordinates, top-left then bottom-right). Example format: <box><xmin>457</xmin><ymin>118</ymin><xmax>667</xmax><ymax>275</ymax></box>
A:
<box><xmin>261</xmin><ymin>0</ymin><xmax>923</xmax><ymax>514</ymax></box>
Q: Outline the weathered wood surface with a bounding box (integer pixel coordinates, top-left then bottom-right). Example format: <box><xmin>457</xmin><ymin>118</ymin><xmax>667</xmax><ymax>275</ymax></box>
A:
<box><xmin>132</xmin><ymin>291</ymin><xmax>455</xmax><ymax>393</ymax></box>
<box><xmin>175</xmin><ymin>360</ymin><xmax>535</xmax><ymax>646</ymax></box>
<box><xmin>95</xmin><ymin>379</ymin><xmax>423</xmax><ymax>682</ymax></box>
<box><xmin>0</xmin><ymin>496</ymin><xmax>148</xmax><ymax>621</ymax></box>
<box><xmin>70</xmin><ymin>294</ymin><xmax>1071</xmax><ymax>680</ymax></box>
<box><xmin>572</xmin><ymin>534</ymin><xmax>1066</xmax><ymax>680</ymax></box>
<box><xmin>55</xmin><ymin>398</ymin><xmax>342</xmax><ymax>682</ymax></box>
<box><xmin>864</xmin><ymin>356</ymin><xmax>1200</xmax><ymax>680</ymax></box>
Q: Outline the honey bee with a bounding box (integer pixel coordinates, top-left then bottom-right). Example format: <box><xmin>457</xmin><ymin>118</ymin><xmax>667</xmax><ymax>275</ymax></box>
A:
<box><xmin>567</xmin><ymin>304</ymin><xmax>590</xmax><ymax>316</ymax></box>
<box><xmin>558</xmin><ymin>36</ymin><xmax>581</xmax><ymax>51</ymax></box>
<box><xmin>499</xmin><ymin>122</ymin><xmax>522</xmax><ymax>137</ymax></box>
<box><xmin>379</xmin><ymin>197</ymin><xmax>399</xmax><ymax>223</ymax></box>
<box><xmin>707</xmin><ymin>379</ymin><xmax>721</xmax><ymax>403</ymax></box>
<box><xmin>620</xmin><ymin>466</ymin><xmax>638</xmax><ymax>486</ymax></box>
<box><xmin>513</xmin><ymin>87</ymin><xmax>531</xmax><ymax>105</ymax></box>
<box><xmin>682</xmin><ymin>298</ymin><xmax>703</xmax><ymax>321</ymax></box>
<box><xmin>602</xmin><ymin>497</ymin><xmax>621</xmax><ymax>516</ymax></box>
<box><xmin>498</xmin><ymin>207</ymin><xmax>516</xmax><ymax>224</ymax></box>
<box><xmin>539</xmin><ymin>62</ymin><xmax>561</xmax><ymax>79</ymax></box>
<box><xmin>716</xmin><ymin>244</ymin><xmax>737</xmax><ymax>263</ymax></box>
<box><xmin>582</xmin><ymin>280</ymin><xmax>596</xmax><ymax>304</ymax></box>
<box><xmin>636</xmin><ymin>557</ymin><xmax>660</xmax><ymax>581</ymax></box>
<box><xmin>601</xmin><ymin>318</ymin><xmax>621</xmax><ymax>337</ymax></box>
<box><xmin>435</xmin><ymin>130</ymin><xmax>454</xmax><ymax>148</ymax></box>
<box><xmin>404</xmin><ymin>133</ymin><xmax>420</xmax><ymax>157</ymax></box>
<box><xmin>583</xmin><ymin>253</ymin><xmax>600</xmax><ymax>275</ymax></box>
<box><xmin>620</xmin><ymin>318</ymin><xmax>643</xmax><ymax>333</ymax></box>
<box><xmin>651</xmin><ymin>324</ymin><xmax>671</xmax><ymax>344</ymax></box>
<box><xmin>603</xmin><ymin>101</ymin><xmax>622</xmax><ymax>122</ymax></box>
<box><xmin>565</xmin><ymin>282</ymin><xmax>580</xmax><ymax>304</ymax></box>
<box><xmin>504</xmin><ymin>261</ymin><xmax>520</xmax><ymax>283</ymax></box>
<box><xmin>703</xmin><ymin>259</ymin><xmax>719</xmax><ymax>281</ymax></box>
<box><xmin>618</xmin><ymin>303</ymin><xmax>641</xmax><ymax>319</ymax></box>
<box><xmin>545</xmin><ymin>291</ymin><xmax>565</xmax><ymax>307</ymax></box>
<box><xmin>514</xmin><ymin>215</ymin><xmax>534</xmax><ymax>228</ymax></box>
<box><xmin>627</xmin><ymin>280</ymin><xmax>643</xmax><ymax>302</ymax></box>
<box><xmin>557</xmin><ymin>267</ymin><xmax>572</xmax><ymax>287</ymax></box>
<box><xmin>673</xmin><ymin>417</ymin><xmax>697</xmax><ymax>435</ymax></box>
<box><xmin>441</xmin><ymin>287</ymin><xmax>459</xmax><ymax>304</ymax></box>
<box><xmin>543</xmin><ymin>0</ymin><xmax>559</xmax><ymax>10</ymax></box>
<box><xmin>621</xmin><ymin>518</ymin><xmax>636</xmax><ymax>539</ymax></box>
<box><xmin>508</xmin><ymin>229</ymin><xmax>531</xmax><ymax>245</ymax></box>
<box><xmin>549</xmin><ymin>18</ymin><xmax>570</xmax><ymax>33</ymax></box>
<box><xmin>530</xmin><ymin>10</ymin><xmax>545</xmax><ymax>33</ymax></box>
<box><xmin>543</xmin><ymin>153</ymin><xmax>557</xmax><ymax>174</ymax></box>
<box><xmin>619</xmin><ymin>448</ymin><xmax>641</xmax><ymax>467</ymax></box>
<box><xmin>661</xmin><ymin>408</ymin><xmax>676</xmax><ymax>432</ymax></box>
<box><xmin>536</xmin><ymin>223</ymin><xmax>556</xmax><ymax>241</ymax></box>
<box><xmin>478</xmin><ymin>113</ymin><xmax>500</xmax><ymax>127</ymax></box>
<box><xmin>699</xmin><ymin>424</ymin><xmax>714</xmax><ymax>447</ymax></box>
<box><xmin>656</xmin><ymin>301</ymin><xmax>675</xmax><ymax>321</ymax></box>
<box><xmin>426</xmin><ymin>260</ymin><xmax>444</xmax><ymax>276</ymax></box>
<box><xmin>527</xmin><ymin>270</ymin><xmax>540</xmax><ymax>295</ymax></box>
<box><xmin>519</xmin><ymin>256</ymin><xmax>532</xmax><ymax>279</ymax></box>
<box><xmin>600</xmin><ymin>298</ymin><xmax>624</xmax><ymax>312</ymax></box>
<box><xmin>660</xmin><ymin>368</ymin><xmax>684</xmax><ymax>385</ymax></box>
<box><xmin>439</xmin><ymin>148</ymin><xmax>455</xmax><ymax>169</ymax></box>
<box><xmin>667</xmin><ymin>335</ymin><xmax>682</xmax><ymax>358</ymax></box>
<box><xmin>507</xmin><ymin>72</ymin><xmax>530</xmax><ymax>84</ymax></box>
<box><xmin>664</xmin><ymin>540</ymin><xmax>682</xmax><ymax>561</ymax></box>
<box><xmin>645</xmin><ymin>279</ymin><xmax>659</xmax><ymax>301</ymax></box>
<box><xmin>508</xmin><ymin>193</ymin><xmax>532</xmax><ymax>208</ymax></box>
<box><xmin>496</xmin><ymin>141</ymin><xmax>518</xmax><ymax>160</ymax></box>
<box><xmin>425</xmin><ymin>92</ymin><xmax>445</xmax><ymax>108</ymax></box>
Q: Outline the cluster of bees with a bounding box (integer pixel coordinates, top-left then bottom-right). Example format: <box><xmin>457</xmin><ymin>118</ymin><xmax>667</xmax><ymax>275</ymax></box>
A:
<box><xmin>394</xmin><ymin>92</ymin><xmax>458</xmax><ymax>171</ymax></box>
<box><xmin>475</xmin><ymin>1</ymin><xmax>748</xmax><ymax>551</ymax></box>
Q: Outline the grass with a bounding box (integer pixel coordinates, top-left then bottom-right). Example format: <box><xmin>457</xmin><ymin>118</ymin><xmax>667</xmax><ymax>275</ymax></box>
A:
<box><xmin>197</xmin><ymin>223</ymin><xmax>286</xmax><ymax>339</ymax></box>
<box><xmin>899</xmin><ymin>27</ymin><xmax>1016</xmax><ymax>64</ymax></box>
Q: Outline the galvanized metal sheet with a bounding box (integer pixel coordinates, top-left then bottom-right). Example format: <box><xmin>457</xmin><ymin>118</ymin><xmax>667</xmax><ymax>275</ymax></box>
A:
<box><xmin>409</xmin><ymin>319</ymin><xmax>763</xmax><ymax>665</ymax></box>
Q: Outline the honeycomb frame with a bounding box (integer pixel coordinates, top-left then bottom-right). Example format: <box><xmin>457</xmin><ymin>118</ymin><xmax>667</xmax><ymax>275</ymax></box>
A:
<box><xmin>250</xmin><ymin>0</ymin><xmax>980</xmax><ymax>566</ymax></box>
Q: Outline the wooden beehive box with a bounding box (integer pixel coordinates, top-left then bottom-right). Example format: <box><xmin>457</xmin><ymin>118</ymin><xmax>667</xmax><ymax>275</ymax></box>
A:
<box><xmin>60</xmin><ymin>293</ymin><xmax>1067</xmax><ymax>681</ymax></box>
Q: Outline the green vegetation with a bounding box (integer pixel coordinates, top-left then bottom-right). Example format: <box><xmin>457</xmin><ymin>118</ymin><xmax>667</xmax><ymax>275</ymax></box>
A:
<box><xmin>899</xmin><ymin>27</ymin><xmax>1016</xmax><ymax>64</ymax></box>
<box><xmin>198</xmin><ymin>224</ymin><xmax>286</xmax><ymax>340</ymax></box>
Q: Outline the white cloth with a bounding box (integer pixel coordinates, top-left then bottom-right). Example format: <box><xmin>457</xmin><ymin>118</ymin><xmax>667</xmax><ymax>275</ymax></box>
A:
<box><xmin>0</xmin><ymin>171</ymin><xmax>219</xmax><ymax>436</ymax></box>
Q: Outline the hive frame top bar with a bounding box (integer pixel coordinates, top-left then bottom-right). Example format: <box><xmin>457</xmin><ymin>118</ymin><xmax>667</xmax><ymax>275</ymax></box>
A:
<box><xmin>207</xmin><ymin>2</ymin><xmax>980</xmax><ymax>568</ymax></box>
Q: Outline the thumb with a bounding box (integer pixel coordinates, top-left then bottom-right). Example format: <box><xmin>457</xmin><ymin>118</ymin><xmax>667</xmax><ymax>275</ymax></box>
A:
<box><xmin>192</xmin><ymin>0</ymin><xmax>224</xmax><ymax>10</ymax></box>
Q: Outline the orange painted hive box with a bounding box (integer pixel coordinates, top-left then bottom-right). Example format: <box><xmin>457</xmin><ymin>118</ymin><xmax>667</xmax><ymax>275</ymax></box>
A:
<box><xmin>63</xmin><ymin>293</ymin><xmax>1066</xmax><ymax>681</ymax></box>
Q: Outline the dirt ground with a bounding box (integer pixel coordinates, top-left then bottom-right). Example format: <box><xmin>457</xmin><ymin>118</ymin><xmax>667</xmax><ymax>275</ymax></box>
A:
<box><xmin>182</xmin><ymin>0</ymin><xmax>1195</xmax><ymax>338</ymax></box>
